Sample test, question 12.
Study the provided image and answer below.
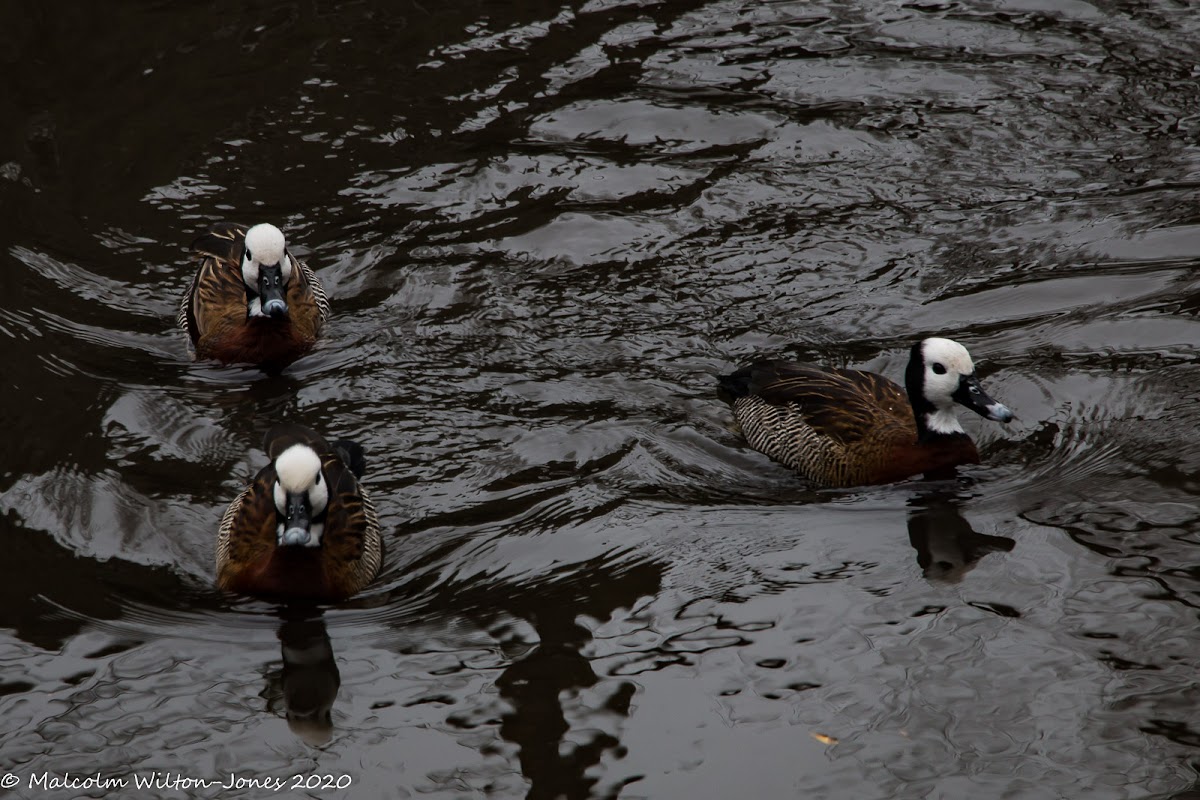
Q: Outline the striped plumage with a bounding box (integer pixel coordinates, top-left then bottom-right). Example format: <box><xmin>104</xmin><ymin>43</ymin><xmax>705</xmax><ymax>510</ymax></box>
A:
<box><xmin>718</xmin><ymin>338</ymin><xmax>1013</xmax><ymax>488</ymax></box>
<box><xmin>178</xmin><ymin>222</ymin><xmax>329</xmax><ymax>371</ymax></box>
<box><xmin>216</xmin><ymin>424</ymin><xmax>382</xmax><ymax>601</ymax></box>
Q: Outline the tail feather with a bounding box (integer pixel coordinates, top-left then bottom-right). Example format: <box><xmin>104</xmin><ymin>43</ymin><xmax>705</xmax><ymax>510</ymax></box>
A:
<box><xmin>717</xmin><ymin>366</ymin><xmax>753</xmax><ymax>405</ymax></box>
<box><xmin>332</xmin><ymin>439</ymin><xmax>367</xmax><ymax>479</ymax></box>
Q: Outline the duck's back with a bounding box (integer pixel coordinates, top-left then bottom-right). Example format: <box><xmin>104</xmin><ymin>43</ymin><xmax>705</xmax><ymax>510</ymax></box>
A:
<box><xmin>719</xmin><ymin>360</ymin><xmax>940</xmax><ymax>487</ymax></box>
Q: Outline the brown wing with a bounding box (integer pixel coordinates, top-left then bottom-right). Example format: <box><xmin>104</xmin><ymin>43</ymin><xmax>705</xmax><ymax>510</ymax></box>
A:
<box><xmin>747</xmin><ymin>362</ymin><xmax>911</xmax><ymax>446</ymax></box>
<box><xmin>179</xmin><ymin>223</ymin><xmax>250</xmax><ymax>347</ymax></box>
<box><xmin>215</xmin><ymin>464</ymin><xmax>278</xmax><ymax>590</ymax></box>
<box><xmin>319</xmin><ymin>455</ymin><xmax>382</xmax><ymax>592</ymax></box>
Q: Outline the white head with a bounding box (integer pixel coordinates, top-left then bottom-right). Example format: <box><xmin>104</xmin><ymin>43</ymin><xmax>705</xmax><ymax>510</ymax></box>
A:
<box><xmin>906</xmin><ymin>337</ymin><xmax>1013</xmax><ymax>437</ymax></box>
<box><xmin>242</xmin><ymin>224</ymin><xmax>294</xmax><ymax>319</ymax></box>
<box><xmin>272</xmin><ymin>444</ymin><xmax>329</xmax><ymax>547</ymax></box>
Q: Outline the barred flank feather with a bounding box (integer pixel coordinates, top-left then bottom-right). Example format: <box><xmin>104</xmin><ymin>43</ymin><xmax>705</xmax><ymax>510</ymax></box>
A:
<box><xmin>357</xmin><ymin>487</ymin><xmax>382</xmax><ymax>587</ymax></box>
<box><xmin>215</xmin><ymin>484</ymin><xmax>252</xmax><ymax>570</ymax></box>
<box><xmin>302</xmin><ymin>258</ymin><xmax>331</xmax><ymax>325</ymax></box>
<box><xmin>733</xmin><ymin>395</ymin><xmax>858</xmax><ymax>486</ymax></box>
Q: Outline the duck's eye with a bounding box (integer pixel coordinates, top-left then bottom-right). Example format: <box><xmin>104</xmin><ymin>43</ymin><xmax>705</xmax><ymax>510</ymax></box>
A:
<box><xmin>931</xmin><ymin>363</ymin><xmax>947</xmax><ymax>375</ymax></box>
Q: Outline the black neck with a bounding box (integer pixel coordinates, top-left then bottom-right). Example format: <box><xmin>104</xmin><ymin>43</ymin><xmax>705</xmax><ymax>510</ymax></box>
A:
<box><xmin>905</xmin><ymin>343</ymin><xmax>935</xmax><ymax>441</ymax></box>
<box><xmin>905</xmin><ymin>343</ymin><xmax>970</xmax><ymax>444</ymax></box>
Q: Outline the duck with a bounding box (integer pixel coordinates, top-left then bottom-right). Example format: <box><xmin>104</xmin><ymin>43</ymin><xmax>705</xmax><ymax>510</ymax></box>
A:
<box><xmin>216</xmin><ymin>423</ymin><xmax>382</xmax><ymax>601</ymax></box>
<box><xmin>717</xmin><ymin>337</ymin><xmax>1013</xmax><ymax>487</ymax></box>
<box><xmin>178</xmin><ymin>222</ymin><xmax>329</xmax><ymax>371</ymax></box>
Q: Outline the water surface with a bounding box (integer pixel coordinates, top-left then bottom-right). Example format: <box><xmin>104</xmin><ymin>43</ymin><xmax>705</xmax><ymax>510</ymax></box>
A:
<box><xmin>3</xmin><ymin>1</ymin><xmax>1200</xmax><ymax>798</ymax></box>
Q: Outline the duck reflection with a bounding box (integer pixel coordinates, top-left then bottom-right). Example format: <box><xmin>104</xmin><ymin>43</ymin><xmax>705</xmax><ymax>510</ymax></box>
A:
<box><xmin>459</xmin><ymin>558</ymin><xmax>661</xmax><ymax>800</ymax></box>
<box><xmin>496</xmin><ymin>608</ymin><xmax>605</xmax><ymax>800</ymax></box>
<box><xmin>907</xmin><ymin>493</ymin><xmax>1015</xmax><ymax>582</ymax></box>
<box><xmin>262</xmin><ymin>610</ymin><xmax>340</xmax><ymax>746</ymax></box>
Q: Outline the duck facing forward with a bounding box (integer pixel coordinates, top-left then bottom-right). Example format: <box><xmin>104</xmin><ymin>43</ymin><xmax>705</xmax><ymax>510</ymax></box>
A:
<box><xmin>718</xmin><ymin>337</ymin><xmax>1013</xmax><ymax>488</ymax></box>
<box><xmin>178</xmin><ymin>222</ymin><xmax>329</xmax><ymax>371</ymax></box>
<box><xmin>217</xmin><ymin>424</ymin><xmax>381</xmax><ymax>602</ymax></box>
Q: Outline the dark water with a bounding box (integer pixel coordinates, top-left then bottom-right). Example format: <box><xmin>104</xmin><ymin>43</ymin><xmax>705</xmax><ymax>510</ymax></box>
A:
<box><xmin>2</xmin><ymin>1</ymin><xmax>1200</xmax><ymax>797</ymax></box>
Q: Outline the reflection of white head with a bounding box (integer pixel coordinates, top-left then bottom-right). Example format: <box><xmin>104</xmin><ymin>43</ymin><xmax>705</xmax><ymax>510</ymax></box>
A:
<box><xmin>241</xmin><ymin>224</ymin><xmax>293</xmax><ymax>287</ymax></box>
<box><xmin>920</xmin><ymin>337</ymin><xmax>975</xmax><ymax>434</ymax></box>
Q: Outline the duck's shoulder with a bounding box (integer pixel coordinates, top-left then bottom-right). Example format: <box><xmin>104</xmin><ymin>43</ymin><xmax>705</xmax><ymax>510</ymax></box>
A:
<box><xmin>322</xmin><ymin>453</ymin><xmax>377</xmax><ymax>544</ymax></box>
<box><xmin>221</xmin><ymin>464</ymin><xmax>276</xmax><ymax>533</ymax></box>
<box><xmin>191</xmin><ymin>222</ymin><xmax>249</xmax><ymax>267</ymax></box>
<box><xmin>181</xmin><ymin>224</ymin><xmax>250</xmax><ymax>337</ymax></box>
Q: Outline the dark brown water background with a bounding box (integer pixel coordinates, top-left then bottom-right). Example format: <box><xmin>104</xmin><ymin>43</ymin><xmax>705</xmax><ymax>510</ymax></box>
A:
<box><xmin>2</xmin><ymin>1</ymin><xmax>1200</xmax><ymax>798</ymax></box>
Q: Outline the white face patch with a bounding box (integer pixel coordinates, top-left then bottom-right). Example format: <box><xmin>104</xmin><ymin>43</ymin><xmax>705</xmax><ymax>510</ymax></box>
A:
<box><xmin>275</xmin><ymin>444</ymin><xmax>322</xmax><ymax>493</ymax></box>
<box><xmin>920</xmin><ymin>338</ymin><xmax>974</xmax><ymax>404</ymax></box>
<box><xmin>241</xmin><ymin>223</ymin><xmax>289</xmax><ymax>290</ymax></box>
<box><xmin>919</xmin><ymin>337</ymin><xmax>977</xmax><ymax>434</ymax></box>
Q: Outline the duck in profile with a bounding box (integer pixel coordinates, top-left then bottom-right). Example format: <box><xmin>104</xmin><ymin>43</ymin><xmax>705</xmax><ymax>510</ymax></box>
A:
<box><xmin>718</xmin><ymin>337</ymin><xmax>1013</xmax><ymax>488</ymax></box>
<box><xmin>217</xmin><ymin>424</ymin><xmax>381</xmax><ymax>601</ymax></box>
<box><xmin>178</xmin><ymin>222</ymin><xmax>329</xmax><ymax>371</ymax></box>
